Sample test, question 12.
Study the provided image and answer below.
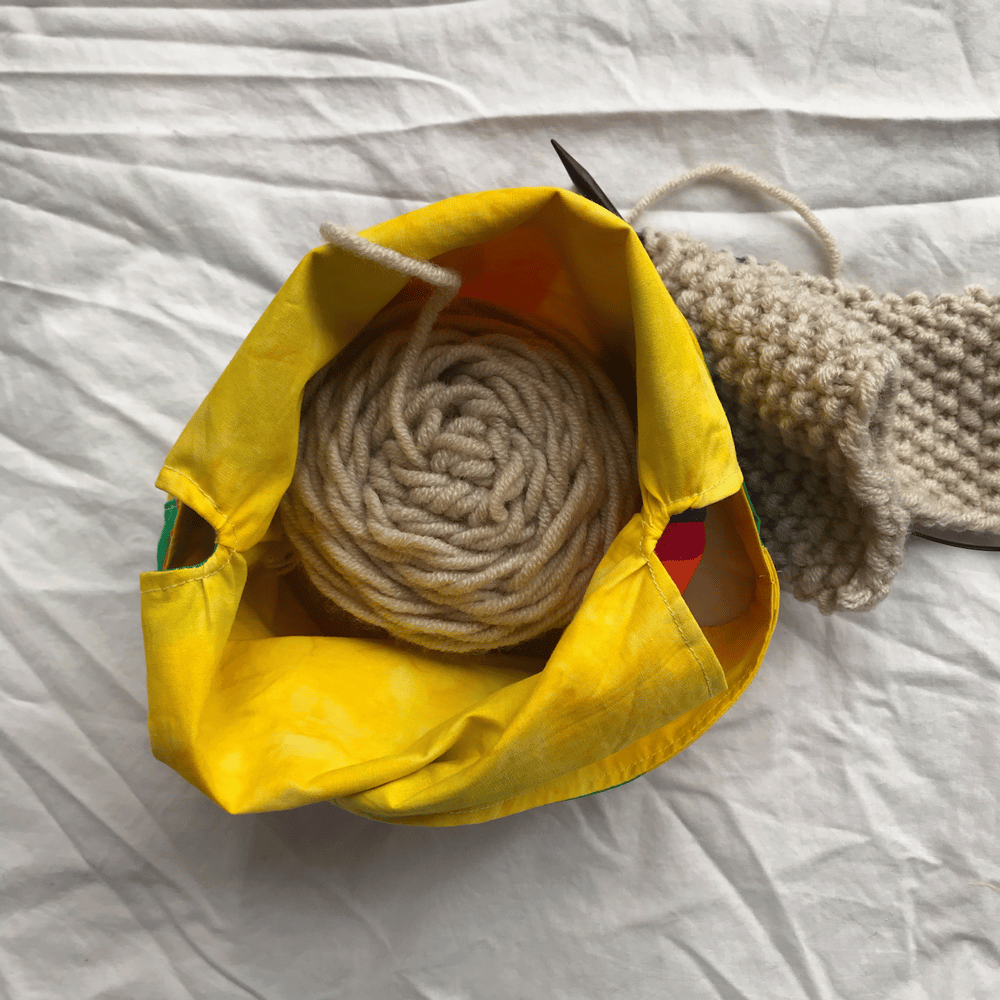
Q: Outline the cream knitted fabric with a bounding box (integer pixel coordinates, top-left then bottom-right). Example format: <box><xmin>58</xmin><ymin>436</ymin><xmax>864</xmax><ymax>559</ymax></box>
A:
<box><xmin>637</xmin><ymin>174</ymin><xmax>1000</xmax><ymax>611</ymax></box>
<box><xmin>280</xmin><ymin>227</ymin><xmax>639</xmax><ymax>653</ymax></box>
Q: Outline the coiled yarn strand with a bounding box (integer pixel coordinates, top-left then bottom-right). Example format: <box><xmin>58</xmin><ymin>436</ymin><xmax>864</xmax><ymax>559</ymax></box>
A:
<box><xmin>280</xmin><ymin>226</ymin><xmax>639</xmax><ymax>653</ymax></box>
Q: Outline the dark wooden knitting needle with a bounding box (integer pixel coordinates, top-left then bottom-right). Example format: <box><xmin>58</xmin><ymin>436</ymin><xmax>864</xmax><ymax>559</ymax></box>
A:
<box><xmin>911</xmin><ymin>530</ymin><xmax>1000</xmax><ymax>552</ymax></box>
<box><xmin>551</xmin><ymin>140</ymin><xmax>627</xmax><ymax>219</ymax></box>
<box><xmin>551</xmin><ymin>140</ymin><xmax>650</xmax><ymax>251</ymax></box>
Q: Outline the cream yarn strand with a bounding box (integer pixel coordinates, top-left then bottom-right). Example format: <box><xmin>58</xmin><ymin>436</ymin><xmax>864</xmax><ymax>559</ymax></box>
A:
<box><xmin>279</xmin><ymin>226</ymin><xmax>640</xmax><ymax>654</ymax></box>
<box><xmin>627</xmin><ymin>162</ymin><xmax>842</xmax><ymax>280</ymax></box>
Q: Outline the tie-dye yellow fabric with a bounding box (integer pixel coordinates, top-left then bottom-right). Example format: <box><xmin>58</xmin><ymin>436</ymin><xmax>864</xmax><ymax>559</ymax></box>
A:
<box><xmin>139</xmin><ymin>187</ymin><xmax>779</xmax><ymax>826</ymax></box>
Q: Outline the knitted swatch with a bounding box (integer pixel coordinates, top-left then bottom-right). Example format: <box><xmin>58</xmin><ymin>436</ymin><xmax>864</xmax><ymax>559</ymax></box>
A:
<box><xmin>634</xmin><ymin>168</ymin><xmax>1000</xmax><ymax>611</ymax></box>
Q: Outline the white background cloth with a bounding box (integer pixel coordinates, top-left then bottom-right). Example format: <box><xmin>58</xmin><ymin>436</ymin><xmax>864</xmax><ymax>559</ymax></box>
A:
<box><xmin>2</xmin><ymin>2</ymin><xmax>999</xmax><ymax>997</ymax></box>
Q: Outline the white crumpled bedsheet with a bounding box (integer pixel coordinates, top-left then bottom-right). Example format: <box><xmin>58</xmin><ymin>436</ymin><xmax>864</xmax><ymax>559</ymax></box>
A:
<box><xmin>2</xmin><ymin>1</ymin><xmax>998</xmax><ymax>997</ymax></box>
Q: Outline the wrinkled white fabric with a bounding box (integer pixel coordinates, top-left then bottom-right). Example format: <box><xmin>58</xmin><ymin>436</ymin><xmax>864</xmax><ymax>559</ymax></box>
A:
<box><xmin>2</xmin><ymin>2</ymin><xmax>999</xmax><ymax>998</ymax></box>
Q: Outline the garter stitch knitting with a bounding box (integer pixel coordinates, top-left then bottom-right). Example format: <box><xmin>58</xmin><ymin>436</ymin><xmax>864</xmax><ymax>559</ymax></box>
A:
<box><xmin>633</xmin><ymin>167</ymin><xmax>1000</xmax><ymax>611</ymax></box>
<box><xmin>279</xmin><ymin>226</ymin><xmax>640</xmax><ymax>653</ymax></box>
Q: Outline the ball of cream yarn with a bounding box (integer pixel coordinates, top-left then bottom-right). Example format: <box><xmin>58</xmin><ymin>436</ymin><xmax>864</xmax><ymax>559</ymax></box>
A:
<box><xmin>281</xmin><ymin>296</ymin><xmax>639</xmax><ymax>654</ymax></box>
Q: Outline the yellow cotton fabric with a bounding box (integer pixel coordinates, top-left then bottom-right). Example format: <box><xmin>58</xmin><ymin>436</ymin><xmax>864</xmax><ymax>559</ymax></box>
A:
<box><xmin>139</xmin><ymin>187</ymin><xmax>779</xmax><ymax>826</ymax></box>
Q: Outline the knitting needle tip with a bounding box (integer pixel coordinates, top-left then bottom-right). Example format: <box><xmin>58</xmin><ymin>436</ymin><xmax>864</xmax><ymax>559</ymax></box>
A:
<box><xmin>550</xmin><ymin>140</ymin><xmax>626</xmax><ymax>220</ymax></box>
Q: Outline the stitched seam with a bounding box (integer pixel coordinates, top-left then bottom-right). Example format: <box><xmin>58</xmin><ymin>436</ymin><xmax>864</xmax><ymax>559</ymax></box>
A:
<box><xmin>639</xmin><ymin>511</ymin><xmax>712</xmax><ymax>694</ymax></box>
<box><xmin>644</xmin><ymin>468</ymin><xmax>741</xmax><ymax>523</ymax></box>
<box><xmin>143</xmin><ymin>547</ymin><xmax>235</xmax><ymax>592</ymax></box>
<box><xmin>161</xmin><ymin>464</ymin><xmax>240</xmax><ymax>549</ymax></box>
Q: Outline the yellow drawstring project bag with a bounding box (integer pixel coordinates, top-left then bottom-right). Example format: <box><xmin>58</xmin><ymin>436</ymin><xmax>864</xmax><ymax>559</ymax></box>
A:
<box><xmin>140</xmin><ymin>187</ymin><xmax>779</xmax><ymax>826</ymax></box>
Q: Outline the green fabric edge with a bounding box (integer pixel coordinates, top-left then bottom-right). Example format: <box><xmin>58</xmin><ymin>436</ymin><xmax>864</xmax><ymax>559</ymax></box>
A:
<box><xmin>571</xmin><ymin>772</ymin><xmax>644</xmax><ymax>801</ymax></box>
<box><xmin>156</xmin><ymin>498</ymin><xmax>178</xmax><ymax>571</ymax></box>
<box><xmin>155</xmin><ymin>497</ymin><xmax>214</xmax><ymax>571</ymax></box>
<box><xmin>742</xmin><ymin>484</ymin><xmax>762</xmax><ymax>536</ymax></box>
